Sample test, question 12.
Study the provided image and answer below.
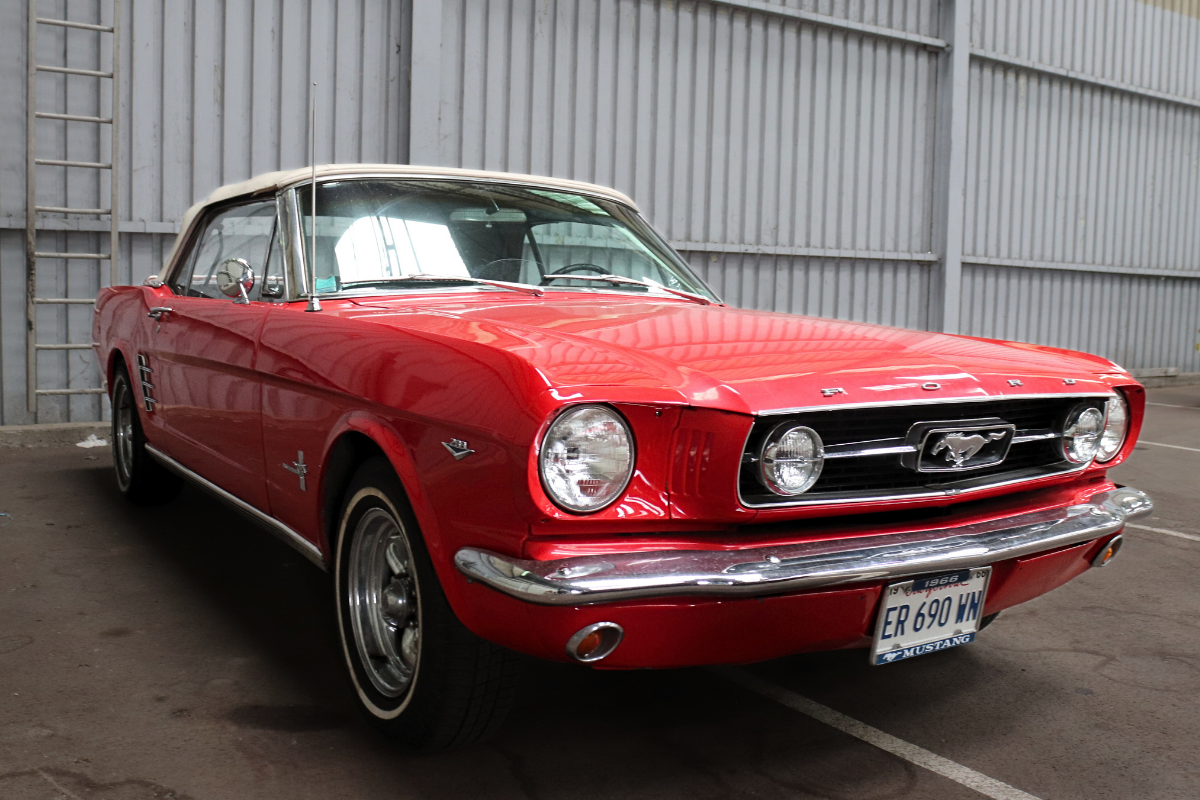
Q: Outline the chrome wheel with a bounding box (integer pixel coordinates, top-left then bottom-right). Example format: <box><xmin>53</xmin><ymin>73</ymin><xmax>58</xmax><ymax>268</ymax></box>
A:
<box><xmin>113</xmin><ymin>377</ymin><xmax>135</xmax><ymax>489</ymax></box>
<box><xmin>348</xmin><ymin>507</ymin><xmax>420</xmax><ymax>697</ymax></box>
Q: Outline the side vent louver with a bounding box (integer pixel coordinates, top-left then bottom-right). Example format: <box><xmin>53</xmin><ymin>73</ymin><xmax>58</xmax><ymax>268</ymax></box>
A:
<box><xmin>136</xmin><ymin>353</ymin><xmax>156</xmax><ymax>412</ymax></box>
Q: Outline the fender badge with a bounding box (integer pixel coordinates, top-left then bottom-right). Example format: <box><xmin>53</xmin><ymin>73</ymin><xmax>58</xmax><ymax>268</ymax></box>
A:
<box><xmin>442</xmin><ymin>439</ymin><xmax>475</xmax><ymax>460</ymax></box>
<box><xmin>1064</xmin><ymin>378</ymin><xmax>1077</xmax><ymax>385</ymax></box>
<box><xmin>1008</xmin><ymin>379</ymin><xmax>1023</xmax><ymax>387</ymax></box>
<box><xmin>821</xmin><ymin>388</ymin><xmax>847</xmax><ymax>397</ymax></box>
<box><xmin>922</xmin><ymin>382</ymin><xmax>941</xmax><ymax>391</ymax></box>
<box><xmin>282</xmin><ymin>451</ymin><xmax>308</xmax><ymax>491</ymax></box>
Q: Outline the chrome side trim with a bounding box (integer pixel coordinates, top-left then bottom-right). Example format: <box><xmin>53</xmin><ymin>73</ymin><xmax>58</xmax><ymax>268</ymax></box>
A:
<box><xmin>455</xmin><ymin>487</ymin><xmax>1151</xmax><ymax>606</ymax></box>
<box><xmin>146</xmin><ymin>445</ymin><xmax>327</xmax><ymax>570</ymax></box>
<box><xmin>756</xmin><ymin>392</ymin><xmax>1113</xmax><ymax>417</ymax></box>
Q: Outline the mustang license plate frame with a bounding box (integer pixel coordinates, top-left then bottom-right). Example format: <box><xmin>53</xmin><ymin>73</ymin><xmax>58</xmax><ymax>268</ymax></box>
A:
<box><xmin>870</xmin><ymin>567</ymin><xmax>992</xmax><ymax>666</ymax></box>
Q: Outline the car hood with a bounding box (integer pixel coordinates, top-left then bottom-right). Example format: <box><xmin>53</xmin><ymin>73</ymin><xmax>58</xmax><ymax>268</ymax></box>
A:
<box><xmin>346</xmin><ymin>295</ymin><xmax>1125</xmax><ymax>415</ymax></box>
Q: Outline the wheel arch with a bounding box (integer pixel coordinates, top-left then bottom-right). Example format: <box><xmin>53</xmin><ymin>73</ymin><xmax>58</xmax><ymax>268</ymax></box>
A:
<box><xmin>318</xmin><ymin>415</ymin><xmax>440</xmax><ymax>568</ymax></box>
<box><xmin>320</xmin><ymin>430</ymin><xmax>386</xmax><ymax>561</ymax></box>
<box><xmin>107</xmin><ymin>346</ymin><xmax>129</xmax><ymax>392</ymax></box>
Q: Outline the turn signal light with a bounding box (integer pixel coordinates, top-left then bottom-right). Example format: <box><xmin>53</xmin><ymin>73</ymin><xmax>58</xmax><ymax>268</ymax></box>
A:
<box><xmin>576</xmin><ymin>631</ymin><xmax>604</xmax><ymax>658</ymax></box>
<box><xmin>1091</xmin><ymin>535</ymin><xmax>1123</xmax><ymax>568</ymax></box>
<box><xmin>566</xmin><ymin>622</ymin><xmax>624</xmax><ymax>662</ymax></box>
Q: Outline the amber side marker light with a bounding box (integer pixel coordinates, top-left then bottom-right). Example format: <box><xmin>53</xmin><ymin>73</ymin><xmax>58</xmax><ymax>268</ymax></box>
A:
<box><xmin>566</xmin><ymin>622</ymin><xmax>625</xmax><ymax>663</ymax></box>
<box><xmin>1091</xmin><ymin>535</ymin><xmax>1124</xmax><ymax>568</ymax></box>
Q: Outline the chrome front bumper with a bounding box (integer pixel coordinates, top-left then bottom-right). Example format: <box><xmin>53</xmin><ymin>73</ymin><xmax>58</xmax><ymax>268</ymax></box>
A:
<box><xmin>454</xmin><ymin>487</ymin><xmax>1152</xmax><ymax>606</ymax></box>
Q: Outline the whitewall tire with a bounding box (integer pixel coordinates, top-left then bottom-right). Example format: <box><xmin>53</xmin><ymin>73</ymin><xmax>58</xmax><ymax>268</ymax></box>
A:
<box><xmin>334</xmin><ymin>456</ymin><xmax>522</xmax><ymax>749</ymax></box>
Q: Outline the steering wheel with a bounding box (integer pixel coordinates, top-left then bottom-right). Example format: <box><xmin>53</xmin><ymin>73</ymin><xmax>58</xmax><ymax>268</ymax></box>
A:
<box><xmin>539</xmin><ymin>263</ymin><xmax>608</xmax><ymax>285</ymax></box>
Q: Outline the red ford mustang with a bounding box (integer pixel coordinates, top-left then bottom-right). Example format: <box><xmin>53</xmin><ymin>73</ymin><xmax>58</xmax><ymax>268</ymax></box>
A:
<box><xmin>94</xmin><ymin>165</ymin><xmax>1151</xmax><ymax>749</ymax></box>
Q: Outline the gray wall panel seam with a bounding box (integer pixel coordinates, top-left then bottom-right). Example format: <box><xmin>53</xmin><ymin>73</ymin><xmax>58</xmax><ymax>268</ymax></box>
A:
<box><xmin>963</xmin><ymin>254</ymin><xmax>1200</xmax><ymax>280</ymax></box>
<box><xmin>701</xmin><ymin>0</ymin><xmax>948</xmax><ymax>49</ymax></box>
<box><xmin>971</xmin><ymin>47</ymin><xmax>1200</xmax><ymax>111</ymax></box>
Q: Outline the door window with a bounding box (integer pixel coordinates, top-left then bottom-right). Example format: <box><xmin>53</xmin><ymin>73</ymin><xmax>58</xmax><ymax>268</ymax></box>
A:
<box><xmin>260</xmin><ymin>229</ymin><xmax>286</xmax><ymax>300</ymax></box>
<box><xmin>174</xmin><ymin>201</ymin><xmax>278</xmax><ymax>300</ymax></box>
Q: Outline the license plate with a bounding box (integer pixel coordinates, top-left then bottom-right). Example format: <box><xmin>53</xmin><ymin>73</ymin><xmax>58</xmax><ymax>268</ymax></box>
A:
<box><xmin>870</xmin><ymin>567</ymin><xmax>992</xmax><ymax>666</ymax></box>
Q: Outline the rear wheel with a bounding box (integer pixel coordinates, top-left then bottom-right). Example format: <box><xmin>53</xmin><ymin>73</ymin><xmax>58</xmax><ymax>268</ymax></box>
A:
<box><xmin>110</xmin><ymin>365</ymin><xmax>181</xmax><ymax>506</ymax></box>
<box><xmin>334</xmin><ymin>456</ymin><xmax>521</xmax><ymax>750</ymax></box>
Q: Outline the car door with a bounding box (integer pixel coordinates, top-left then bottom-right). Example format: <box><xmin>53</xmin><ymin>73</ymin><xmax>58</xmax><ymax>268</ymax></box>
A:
<box><xmin>147</xmin><ymin>198</ymin><xmax>287</xmax><ymax>510</ymax></box>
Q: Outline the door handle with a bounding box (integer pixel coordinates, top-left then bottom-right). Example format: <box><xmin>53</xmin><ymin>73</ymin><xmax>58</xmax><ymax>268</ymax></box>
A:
<box><xmin>148</xmin><ymin>307</ymin><xmax>173</xmax><ymax>320</ymax></box>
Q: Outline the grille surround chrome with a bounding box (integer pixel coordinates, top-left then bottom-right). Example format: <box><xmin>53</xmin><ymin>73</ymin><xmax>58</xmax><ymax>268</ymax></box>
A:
<box><xmin>738</xmin><ymin>393</ymin><xmax>1112</xmax><ymax>509</ymax></box>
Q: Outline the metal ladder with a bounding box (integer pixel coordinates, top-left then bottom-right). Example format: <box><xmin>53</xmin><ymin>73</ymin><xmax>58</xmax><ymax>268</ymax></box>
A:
<box><xmin>24</xmin><ymin>0</ymin><xmax>122</xmax><ymax>416</ymax></box>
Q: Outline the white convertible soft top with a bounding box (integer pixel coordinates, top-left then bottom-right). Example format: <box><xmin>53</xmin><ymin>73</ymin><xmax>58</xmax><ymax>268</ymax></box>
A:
<box><xmin>164</xmin><ymin>164</ymin><xmax>639</xmax><ymax>275</ymax></box>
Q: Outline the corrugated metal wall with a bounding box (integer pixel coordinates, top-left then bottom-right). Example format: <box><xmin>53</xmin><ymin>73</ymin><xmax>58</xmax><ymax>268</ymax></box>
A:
<box><xmin>2</xmin><ymin>0</ymin><xmax>1198</xmax><ymax>424</ymax></box>
<box><xmin>419</xmin><ymin>0</ymin><xmax>943</xmax><ymax>332</ymax></box>
<box><xmin>415</xmin><ymin>0</ymin><xmax>1200</xmax><ymax>371</ymax></box>
<box><xmin>961</xmin><ymin>0</ymin><xmax>1200</xmax><ymax>372</ymax></box>
<box><xmin>1</xmin><ymin>0</ymin><xmax>411</xmax><ymax>424</ymax></box>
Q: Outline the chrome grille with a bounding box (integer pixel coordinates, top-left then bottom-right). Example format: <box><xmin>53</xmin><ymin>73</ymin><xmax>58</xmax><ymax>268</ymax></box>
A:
<box><xmin>739</xmin><ymin>395</ymin><xmax>1108</xmax><ymax>507</ymax></box>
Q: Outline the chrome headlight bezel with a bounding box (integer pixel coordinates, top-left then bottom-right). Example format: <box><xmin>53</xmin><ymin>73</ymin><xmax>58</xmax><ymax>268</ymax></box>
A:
<box><xmin>1062</xmin><ymin>404</ymin><xmax>1105</xmax><ymax>464</ymax></box>
<box><xmin>758</xmin><ymin>423</ymin><xmax>825</xmax><ymax>496</ymax></box>
<box><xmin>538</xmin><ymin>404</ymin><xmax>636</xmax><ymax>514</ymax></box>
<box><xmin>1096</xmin><ymin>392</ymin><xmax>1129</xmax><ymax>463</ymax></box>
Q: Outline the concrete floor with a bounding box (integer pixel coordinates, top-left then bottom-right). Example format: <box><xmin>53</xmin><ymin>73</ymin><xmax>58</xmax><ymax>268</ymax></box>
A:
<box><xmin>0</xmin><ymin>388</ymin><xmax>1197</xmax><ymax>800</ymax></box>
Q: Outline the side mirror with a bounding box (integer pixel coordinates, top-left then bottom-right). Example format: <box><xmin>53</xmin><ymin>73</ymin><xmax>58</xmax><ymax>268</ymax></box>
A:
<box><xmin>215</xmin><ymin>258</ymin><xmax>255</xmax><ymax>304</ymax></box>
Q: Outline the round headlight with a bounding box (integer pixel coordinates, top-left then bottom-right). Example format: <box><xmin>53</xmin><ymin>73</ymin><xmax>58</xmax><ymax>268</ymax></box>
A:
<box><xmin>759</xmin><ymin>424</ymin><xmax>824</xmax><ymax>495</ymax></box>
<box><xmin>1063</xmin><ymin>405</ymin><xmax>1105</xmax><ymax>464</ymax></box>
<box><xmin>1097</xmin><ymin>393</ymin><xmax>1129</xmax><ymax>462</ymax></box>
<box><xmin>539</xmin><ymin>405</ymin><xmax>634</xmax><ymax>513</ymax></box>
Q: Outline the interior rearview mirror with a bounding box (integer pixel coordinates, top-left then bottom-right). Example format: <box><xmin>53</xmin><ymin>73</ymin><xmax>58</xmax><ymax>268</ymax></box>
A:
<box><xmin>215</xmin><ymin>258</ymin><xmax>255</xmax><ymax>303</ymax></box>
<box><xmin>449</xmin><ymin>208</ymin><xmax>527</xmax><ymax>223</ymax></box>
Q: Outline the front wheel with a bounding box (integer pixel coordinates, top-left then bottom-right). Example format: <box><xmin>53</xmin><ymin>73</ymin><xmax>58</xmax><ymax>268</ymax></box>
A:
<box><xmin>334</xmin><ymin>457</ymin><xmax>521</xmax><ymax>750</ymax></box>
<box><xmin>110</xmin><ymin>364</ymin><xmax>181</xmax><ymax>506</ymax></box>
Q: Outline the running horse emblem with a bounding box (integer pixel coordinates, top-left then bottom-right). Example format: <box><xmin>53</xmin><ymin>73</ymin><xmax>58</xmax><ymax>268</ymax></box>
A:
<box><xmin>930</xmin><ymin>431</ymin><xmax>1008</xmax><ymax>468</ymax></box>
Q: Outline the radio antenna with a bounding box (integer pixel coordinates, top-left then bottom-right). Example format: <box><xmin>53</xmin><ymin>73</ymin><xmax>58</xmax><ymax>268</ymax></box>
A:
<box><xmin>305</xmin><ymin>81</ymin><xmax>322</xmax><ymax>312</ymax></box>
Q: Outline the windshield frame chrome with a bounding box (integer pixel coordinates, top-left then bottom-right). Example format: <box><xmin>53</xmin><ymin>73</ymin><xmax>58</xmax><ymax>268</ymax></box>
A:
<box><xmin>284</xmin><ymin>173</ymin><xmax>720</xmax><ymax>304</ymax></box>
<box><xmin>286</xmin><ymin>186</ymin><xmax>308</xmax><ymax>302</ymax></box>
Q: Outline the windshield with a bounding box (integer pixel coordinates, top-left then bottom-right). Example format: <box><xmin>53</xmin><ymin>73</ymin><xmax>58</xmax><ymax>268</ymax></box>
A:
<box><xmin>295</xmin><ymin>179</ymin><xmax>715</xmax><ymax>300</ymax></box>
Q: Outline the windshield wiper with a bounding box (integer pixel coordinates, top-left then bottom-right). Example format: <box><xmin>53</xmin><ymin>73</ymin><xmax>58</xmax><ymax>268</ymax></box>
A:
<box><xmin>540</xmin><ymin>274</ymin><xmax>712</xmax><ymax>305</ymax></box>
<box><xmin>341</xmin><ymin>274</ymin><xmax>544</xmax><ymax>297</ymax></box>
